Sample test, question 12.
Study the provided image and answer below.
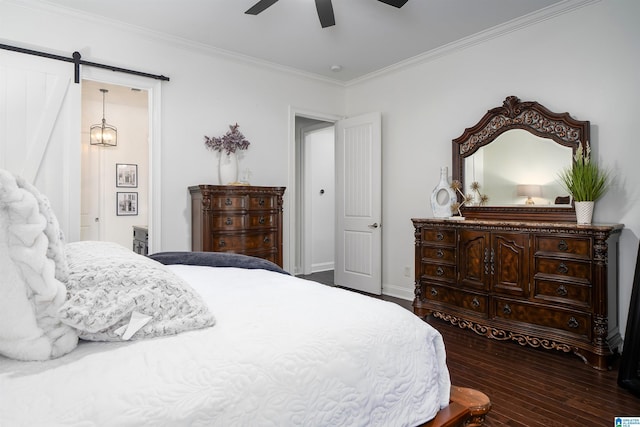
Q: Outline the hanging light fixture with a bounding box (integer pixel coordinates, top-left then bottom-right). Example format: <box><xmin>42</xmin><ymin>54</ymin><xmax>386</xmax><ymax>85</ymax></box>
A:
<box><xmin>90</xmin><ymin>88</ymin><xmax>117</xmax><ymax>147</ymax></box>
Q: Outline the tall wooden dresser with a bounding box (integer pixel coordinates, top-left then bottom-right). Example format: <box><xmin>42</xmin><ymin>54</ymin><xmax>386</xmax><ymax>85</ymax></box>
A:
<box><xmin>189</xmin><ymin>185</ymin><xmax>285</xmax><ymax>267</ymax></box>
<box><xmin>412</xmin><ymin>218</ymin><xmax>623</xmax><ymax>370</ymax></box>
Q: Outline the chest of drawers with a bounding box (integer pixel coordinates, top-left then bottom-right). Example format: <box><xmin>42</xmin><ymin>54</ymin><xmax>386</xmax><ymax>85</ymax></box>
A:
<box><xmin>412</xmin><ymin>218</ymin><xmax>623</xmax><ymax>370</ymax></box>
<box><xmin>190</xmin><ymin>185</ymin><xmax>285</xmax><ymax>267</ymax></box>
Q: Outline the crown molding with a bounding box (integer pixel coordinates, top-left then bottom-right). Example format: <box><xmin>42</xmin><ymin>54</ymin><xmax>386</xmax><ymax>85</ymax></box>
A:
<box><xmin>346</xmin><ymin>0</ymin><xmax>600</xmax><ymax>87</ymax></box>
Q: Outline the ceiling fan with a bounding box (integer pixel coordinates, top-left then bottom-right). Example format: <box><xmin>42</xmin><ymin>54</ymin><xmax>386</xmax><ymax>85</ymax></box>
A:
<box><xmin>245</xmin><ymin>0</ymin><xmax>409</xmax><ymax>29</ymax></box>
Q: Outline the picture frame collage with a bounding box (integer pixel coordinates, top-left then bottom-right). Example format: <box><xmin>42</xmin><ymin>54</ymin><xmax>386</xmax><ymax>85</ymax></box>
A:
<box><xmin>116</xmin><ymin>163</ymin><xmax>138</xmax><ymax>216</ymax></box>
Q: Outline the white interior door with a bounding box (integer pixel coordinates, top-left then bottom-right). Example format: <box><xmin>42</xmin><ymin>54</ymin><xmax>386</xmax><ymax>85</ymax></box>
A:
<box><xmin>334</xmin><ymin>112</ymin><xmax>382</xmax><ymax>294</ymax></box>
<box><xmin>0</xmin><ymin>49</ymin><xmax>81</xmax><ymax>241</ymax></box>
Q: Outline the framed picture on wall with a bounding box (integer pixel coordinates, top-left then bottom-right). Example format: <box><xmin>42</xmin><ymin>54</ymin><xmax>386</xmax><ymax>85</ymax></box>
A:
<box><xmin>116</xmin><ymin>192</ymin><xmax>138</xmax><ymax>216</ymax></box>
<box><xmin>116</xmin><ymin>163</ymin><xmax>138</xmax><ymax>188</ymax></box>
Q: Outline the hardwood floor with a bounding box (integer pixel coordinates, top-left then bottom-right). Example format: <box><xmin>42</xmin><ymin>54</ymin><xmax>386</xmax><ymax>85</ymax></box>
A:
<box><xmin>298</xmin><ymin>271</ymin><xmax>640</xmax><ymax>426</ymax></box>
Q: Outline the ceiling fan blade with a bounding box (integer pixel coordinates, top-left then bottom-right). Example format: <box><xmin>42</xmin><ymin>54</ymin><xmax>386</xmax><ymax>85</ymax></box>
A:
<box><xmin>245</xmin><ymin>0</ymin><xmax>279</xmax><ymax>15</ymax></box>
<box><xmin>315</xmin><ymin>0</ymin><xmax>336</xmax><ymax>28</ymax></box>
<box><xmin>377</xmin><ymin>0</ymin><xmax>409</xmax><ymax>7</ymax></box>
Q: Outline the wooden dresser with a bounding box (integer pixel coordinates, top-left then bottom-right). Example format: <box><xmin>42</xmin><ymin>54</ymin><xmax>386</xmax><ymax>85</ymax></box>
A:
<box><xmin>412</xmin><ymin>218</ymin><xmax>623</xmax><ymax>370</ymax></box>
<box><xmin>189</xmin><ymin>185</ymin><xmax>285</xmax><ymax>267</ymax></box>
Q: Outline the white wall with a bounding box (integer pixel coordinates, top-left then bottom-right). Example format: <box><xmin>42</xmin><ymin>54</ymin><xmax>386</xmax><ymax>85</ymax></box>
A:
<box><xmin>345</xmin><ymin>0</ymin><xmax>640</xmax><ymax>335</ymax></box>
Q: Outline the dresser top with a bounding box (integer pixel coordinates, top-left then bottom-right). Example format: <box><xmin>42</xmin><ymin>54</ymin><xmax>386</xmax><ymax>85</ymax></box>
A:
<box><xmin>189</xmin><ymin>184</ymin><xmax>286</xmax><ymax>194</ymax></box>
<box><xmin>412</xmin><ymin>217</ymin><xmax>624</xmax><ymax>233</ymax></box>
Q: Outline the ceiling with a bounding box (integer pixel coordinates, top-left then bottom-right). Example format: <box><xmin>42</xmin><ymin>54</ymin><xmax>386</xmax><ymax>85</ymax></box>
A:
<box><xmin>42</xmin><ymin>0</ymin><xmax>573</xmax><ymax>82</ymax></box>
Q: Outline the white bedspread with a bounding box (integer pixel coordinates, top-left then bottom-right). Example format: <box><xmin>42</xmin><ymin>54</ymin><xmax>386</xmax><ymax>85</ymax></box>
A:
<box><xmin>0</xmin><ymin>265</ymin><xmax>450</xmax><ymax>427</ymax></box>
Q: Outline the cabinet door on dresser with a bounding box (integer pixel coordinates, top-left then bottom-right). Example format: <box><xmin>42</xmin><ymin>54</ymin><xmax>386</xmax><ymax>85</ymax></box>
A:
<box><xmin>458</xmin><ymin>230</ymin><xmax>529</xmax><ymax>297</ymax></box>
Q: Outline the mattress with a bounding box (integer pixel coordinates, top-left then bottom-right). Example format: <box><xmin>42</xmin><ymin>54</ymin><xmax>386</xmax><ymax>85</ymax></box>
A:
<box><xmin>0</xmin><ymin>264</ymin><xmax>450</xmax><ymax>427</ymax></box>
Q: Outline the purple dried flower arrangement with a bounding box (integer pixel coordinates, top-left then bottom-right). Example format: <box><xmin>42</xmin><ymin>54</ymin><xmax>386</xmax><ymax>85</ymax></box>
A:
<box><xmin>204</xmin><ymin>123</ymin><xmax>251</xmax><ymax>155</ymax></box>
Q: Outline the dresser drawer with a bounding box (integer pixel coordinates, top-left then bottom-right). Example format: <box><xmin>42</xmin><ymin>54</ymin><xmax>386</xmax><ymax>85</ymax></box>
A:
<box><xmin>211</xmin><ymin>232</ymin><xmax>277</xmax><ymax>251</ymax></box>
<box><xmin>493</xmin><ymin>298</ymin><xmax>590</xmax><ymax>338</ymax></box>
<box><xmin>211</xmin><ymin>214</ymin><xmax>246</xmax><ymax>230</ymax></box>
<box><xmin>421</xmin><ymin>262</ymin><xmax>456</xmax><ymax>283</ymax></box>
<box><xmin>247</xmin><ymin>213</ymin><xmax>276</xmax><ymax>228</ymax></box>
<box><xmin>536</xmin><ymin>258</ymin><xmax>591</xmax><ymax>282</ymax></box>
<box><xmin>421</xmin><ymin>245</ymin><xmax>456</xmax><ymax>264</ymax></box>
<box><xmin>424</xmin><ymin>283</ymin><xmax>488</xmax><ymax>317</ymax></box>
<box><xmin>422</xmin><ymin>228</ymin><xmax>456</xmax><ymax>246</ymax></box>
<box><xmin>249</xmin><ymin>195</ymin><xmax>277</xmax><ymax>209</ymax></box>
<box><xmin>534</xmin><ymin>278</ymin><xmax>591</xmax><ymax>309</ymax></box>
<box><xmin>535</xmin><ymin>236</ymin><xmax>591</xmax><ymax>259</ymax></box>
<box><xmin>212</xmin><ymin>195</ymin><xmax>247</xmax><ymax>210</ymax></box>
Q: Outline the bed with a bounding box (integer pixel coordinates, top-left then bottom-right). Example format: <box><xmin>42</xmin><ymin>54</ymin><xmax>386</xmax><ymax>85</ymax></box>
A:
<box><xmin>0</xmin><ymin>168</ymin><xmax>490</xmax><ymax>426</ymax></box>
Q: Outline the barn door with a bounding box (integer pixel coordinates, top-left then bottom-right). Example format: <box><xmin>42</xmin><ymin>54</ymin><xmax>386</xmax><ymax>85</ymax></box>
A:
<box><xmin>0</xmin><ymin>49</ymin><xmax>81</xmax><ymax>241</ymax></box>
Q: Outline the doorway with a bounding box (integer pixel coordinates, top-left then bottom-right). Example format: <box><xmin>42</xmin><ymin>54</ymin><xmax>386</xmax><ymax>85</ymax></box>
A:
<box><xmin>289</xmin><ymin>108</ymin><xmax>382</xmax><ymax>294</ymax></box>
<box><xmin>80</xmin><ymin>80</ymin><xmax>149</xmax><ymax>250</ymax></box>
<box><xmin>294</xmin><ymin>115</ymin><xmax>335</xmax><ymax>277</ymax></box>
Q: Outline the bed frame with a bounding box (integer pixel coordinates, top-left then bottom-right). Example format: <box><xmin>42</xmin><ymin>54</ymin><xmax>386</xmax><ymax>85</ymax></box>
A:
<box><xmin>420</xmin><ymin>386</ymin><xmax>491</xmax><ymax>427</ymax></box>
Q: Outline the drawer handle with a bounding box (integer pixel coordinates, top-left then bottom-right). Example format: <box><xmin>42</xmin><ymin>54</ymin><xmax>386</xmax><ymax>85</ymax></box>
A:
<box><xmin>259</xmin><ymin>216</ymin><xmax>266</xmax><ymax>225</ymax></box>
<box><xmin>484</xmin><ymin>248</ymin><xmax>490</xmax><ymax>275</ymax></box>
<box><xmin>472</xmin><ymin>297</ymin><xmax>480</xmax><ymax>308</ymax></box>
<box><xmin>557</xmin><ymin>263</ymin><xmax>569</xmax><ymax>274</ymax></box>
<box><xmin>430</xmin><ymin>287</ymin><xmax>438</xmax><ymax>297</ymax></box>
<box><xmin>556</xmin><ymin>285</ymin><xmax>568</xmax><ymax>297</ymax></box>
<box><xmin>558</xmin><ymin>240</ymin><xmax>569</xmax><ymax>251</ymax></box>
<box><xmin>225</xmin><ymin>198</ymin><xmax>232</xmax><ymax>206</ymax></box>
<box><xmin>259</xmin><ymin>198</ymin><xmax>265</xmax><ymax>206</ymax></box>
<box><xmin>219</xmin><ymin>239</ymin><xmax>226</xmax><ymax>248</ymax></box>
<box><xmin>225</xmin><ymin>217</ymin><xmax>233</xmax><ymax>225</ymax></box>
<box><xmin>568</xmin><ymin>317</ymin><xmax>579</xmax><ymax>329</ymax></box>
<box><xmin>436</xmin><ymin>249</ymin><xmax>444</xmax><ymax>258</ymax></box>
<box><xmin>436</xmin><ymin>267</ymin><xmax>444</xmax><ymax>276</ymax></box>
<box><xmin>264</xmin><ymin>237</ymin><xmax>270</xmax><ymax>243</ymax></box>
<box><xmin>503</xmin><ymin>304</ymin><xmax>512</xmax><ymax>315</ymax></box>
<box><xmin>436</xmin><ymin>232</ymin><xmax>444</xmax><ymax>241</ymax></box>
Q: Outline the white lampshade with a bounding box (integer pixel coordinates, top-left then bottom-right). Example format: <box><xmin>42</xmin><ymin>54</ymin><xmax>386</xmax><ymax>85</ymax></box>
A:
<box><xmin>517</xmin><ymin>184</ymin><xmax>542</xmax><ymax>205</ymax></box>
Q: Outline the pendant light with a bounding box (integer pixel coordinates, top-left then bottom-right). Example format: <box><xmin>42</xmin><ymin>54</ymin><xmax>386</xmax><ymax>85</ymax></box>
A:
<box><xmin>90</xmin><ymin>88</ymin><xmax>117</xmax><ymax>147</ymax></box>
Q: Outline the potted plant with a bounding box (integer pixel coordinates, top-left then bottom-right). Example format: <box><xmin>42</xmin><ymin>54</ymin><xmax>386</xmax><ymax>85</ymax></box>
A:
<box><xmin>204</xmin><ymin>123</ymin><xmax>250</xmax><ymax>184</ymax></box>
<box><xmin>557</xmin><ymin>142</ymin><xmax>610</xmax><ymax>224</ymax></box>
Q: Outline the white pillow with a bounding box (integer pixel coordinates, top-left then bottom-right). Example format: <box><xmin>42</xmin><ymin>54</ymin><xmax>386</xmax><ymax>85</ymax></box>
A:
<box><xmin>0</xmin><ymin>169</ymin><xmax>78</xmax><ymax>361</ymax></box>
<box><xmin>59</xmin><ymin>241</ymin><xmax>215</xmax><ymax>341</ymax></box>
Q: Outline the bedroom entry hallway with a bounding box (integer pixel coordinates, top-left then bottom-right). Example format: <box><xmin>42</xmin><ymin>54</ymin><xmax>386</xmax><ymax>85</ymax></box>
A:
<box><xmin>80</xmin><ymin>79</ymin><xmax>149</xmax><ymax>251</ymax></box>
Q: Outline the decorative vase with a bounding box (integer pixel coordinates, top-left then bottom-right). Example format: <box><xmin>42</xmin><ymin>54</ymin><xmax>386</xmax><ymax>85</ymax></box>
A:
<box><xmin>575</xmin><ymin>201</ymin><xmax>594</xmax><ymax>224</ymax></box>
<box><xmin>218</xmin><ymin>152</ymin><xmax>238</xmax><ymax>185</ymax></box>
<box><xmin>431</xmin><ymin>166</ymin><xmax>457</xmax><ymax>218</ymax></box>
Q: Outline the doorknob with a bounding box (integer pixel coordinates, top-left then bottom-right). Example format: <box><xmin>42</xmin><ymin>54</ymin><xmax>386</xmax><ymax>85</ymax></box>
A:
<box><xmin>368</xmin><ymin>222</ymin><xmax>379</xmax><ymax>229</ymax></box>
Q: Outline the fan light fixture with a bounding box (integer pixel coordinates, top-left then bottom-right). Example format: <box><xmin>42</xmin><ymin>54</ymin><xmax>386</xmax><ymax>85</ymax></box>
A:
<box><xmin>90</xmin><ymin>88</ymin><xmax>117</xmax><ymax>147</ymax></box>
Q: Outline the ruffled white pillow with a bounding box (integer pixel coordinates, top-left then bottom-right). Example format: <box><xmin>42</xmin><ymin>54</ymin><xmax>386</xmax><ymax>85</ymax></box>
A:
<box><xmin>59</xmin><ymin>241</ymin><xmax>215</xmax><ymax>341</ymax></box>
<box><xmin>0</xmin><ymin>169</ymin><xmax>78</xmax><ymax>361</ymax></box>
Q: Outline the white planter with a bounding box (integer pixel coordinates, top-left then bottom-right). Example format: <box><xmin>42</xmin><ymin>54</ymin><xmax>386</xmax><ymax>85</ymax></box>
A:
<box><xmin>218</xmin><ymin>152</ymin><xmax>238</xmax><ymax>184</ymax></box>
<box><xmin>575</xmin><ymin>201</ymin><xmax>594</xmax><ymax>224</ymax></box>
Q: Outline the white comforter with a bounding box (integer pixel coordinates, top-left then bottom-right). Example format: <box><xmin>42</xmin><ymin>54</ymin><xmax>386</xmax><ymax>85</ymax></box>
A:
<box><xmin>0</xmin><ymin>265</ymin><xmax>450</xmax><ymax>427</ymax></box>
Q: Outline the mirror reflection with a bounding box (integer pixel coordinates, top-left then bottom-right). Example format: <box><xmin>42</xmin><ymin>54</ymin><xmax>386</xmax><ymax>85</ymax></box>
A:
<box><xmin>463</xmin><ymin>129</ymin><xmax>572</xmax><ymax>206</ymax></box>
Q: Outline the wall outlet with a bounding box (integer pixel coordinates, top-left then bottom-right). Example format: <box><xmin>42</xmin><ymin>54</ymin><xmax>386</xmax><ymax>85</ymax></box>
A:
<box><xmin>404</xmin><ymin>266</ymin><xmax>411</xmax><ymax>277</ymax></box>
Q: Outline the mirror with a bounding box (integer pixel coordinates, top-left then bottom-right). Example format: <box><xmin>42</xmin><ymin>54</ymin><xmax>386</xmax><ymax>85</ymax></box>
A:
<box><xmin>464</xmin><ymin>129</ymin><xmax>572</xmax><ymax>205</ymax></box>
<box><xmin>452</xmin><ymin>96</ymin><xmax>590</xmax><ymax>222</ymax></box>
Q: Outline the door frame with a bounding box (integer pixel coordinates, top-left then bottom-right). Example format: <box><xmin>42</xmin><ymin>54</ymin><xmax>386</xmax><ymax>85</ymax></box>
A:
<box><xmin>81</xmin><ymin>67</ymin><xmax>163</xmax><ymax>253</ymax></box>
<box><xmin>287</xmin><ymin>107</ymin><xmax>342</xmax><ymax>275</ymax></box>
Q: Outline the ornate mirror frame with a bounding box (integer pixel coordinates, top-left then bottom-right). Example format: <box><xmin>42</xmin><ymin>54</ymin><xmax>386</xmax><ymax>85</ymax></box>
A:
<box><xmin>452</xmin><ymin>96</ymin><xmax>590</xmax><ymax>222</ymax></box>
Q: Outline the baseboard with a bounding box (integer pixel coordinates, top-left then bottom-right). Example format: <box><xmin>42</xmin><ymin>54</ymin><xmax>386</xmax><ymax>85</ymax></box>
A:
<box><xmin>311</xmin><ymin>262</ymin><xmax>334</xmax><ymax>273</ymax></box>
<box><xmin>382</xmin><ymin>282</ymin><xmax>413</xmax><ymax>301</ymax></box>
